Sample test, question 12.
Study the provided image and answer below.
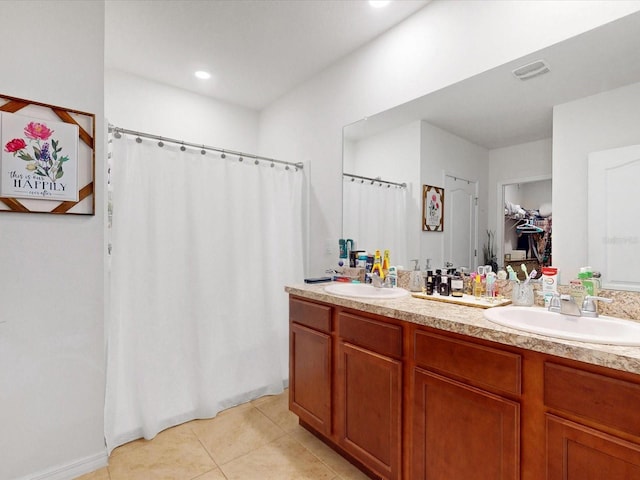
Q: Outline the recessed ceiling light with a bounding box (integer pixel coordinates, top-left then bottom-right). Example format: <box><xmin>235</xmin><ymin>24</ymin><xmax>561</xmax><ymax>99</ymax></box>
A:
<box><xmin>194</xmin><ymin>70</ymin><xmax>211</xmax><ymax>80</ymax></box>
<box><xmin>369</xmin><ymin>0</ymin><xmax>391</xmax><ymax>8</ymax></box>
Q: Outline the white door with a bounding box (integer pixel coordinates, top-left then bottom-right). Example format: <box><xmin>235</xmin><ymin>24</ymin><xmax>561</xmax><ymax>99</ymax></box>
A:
<box><xmin>588</xmin><ymin>145</ymin><xmax>640</xmax><ymax>291</ymax></box>
<box><xmin>444</xmin><ymin>175</ymin><xmax>478</xmax><ymax>271</ymax></box>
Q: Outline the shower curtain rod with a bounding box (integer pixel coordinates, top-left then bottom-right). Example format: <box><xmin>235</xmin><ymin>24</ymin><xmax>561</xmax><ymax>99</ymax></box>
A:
<box><xmin>108</xmin><ymin>124</ymin><xmax>304</xmax><ymax>170</ymax></box>
<box><xmin>343</xmin><ymin>172</ymin><xmax>406</xmax><ymax>188</ymax></box>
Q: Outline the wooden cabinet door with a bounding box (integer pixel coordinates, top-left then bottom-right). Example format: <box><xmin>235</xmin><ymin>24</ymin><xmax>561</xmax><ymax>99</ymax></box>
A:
<box><xmin>412</xmin><ymin>367</ymin><xmax>520</xmax><ymax>480</ymax></box>
<box><xmin>289</xmin><ymin>322</ymin><xmax>332</xmax><ymax>436</ymax></box>
<box><xmin>547</xmin><ymin>415</ymin><xmax>640</xmax><ymax>480</ymax></box>
<box><xmin>336</xmin><ymin>341</ymin><xmax>402</xmax><ymax>480</ymax></box>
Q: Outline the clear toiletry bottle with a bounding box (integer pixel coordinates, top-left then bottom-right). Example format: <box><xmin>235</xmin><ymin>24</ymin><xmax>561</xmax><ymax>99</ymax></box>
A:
<box><xmin>473</xmin><ymin>273</ymin><xmax>482</xmax><ymax>299</ymax></box>
<box><xmin>409</xmin><ymin>260</ymin><xmax>423</xmax><ymax>292</ymax></box>
<box><xmin>451</xmin><ymin>273</ymin><xmax>464</xmax><ymax>297</ymax></box>
<box><xmin>387</xmin><ymin>266</ymin><xmax>398</xmax><ymax>288</ymax></box>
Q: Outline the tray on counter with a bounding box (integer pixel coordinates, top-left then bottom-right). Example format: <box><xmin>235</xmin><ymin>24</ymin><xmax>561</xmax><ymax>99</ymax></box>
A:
<box><xmin>411</xmin><ymin>292</ymin><xmax>511</xmax><ymax>309</ymax></box>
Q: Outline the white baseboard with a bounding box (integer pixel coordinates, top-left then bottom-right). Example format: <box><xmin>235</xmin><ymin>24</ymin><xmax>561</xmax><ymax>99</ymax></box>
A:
<box><xmin>14</xmin><ymin>450</ymin><xmax>108</xmax><ymax>480</ymax></box>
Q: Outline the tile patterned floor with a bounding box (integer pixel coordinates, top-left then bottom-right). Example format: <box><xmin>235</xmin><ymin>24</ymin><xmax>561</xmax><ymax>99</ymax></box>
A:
<box><xmin>76</xmin><ymin>390</ymin><xmax>370</xmax><ymax>480</ymax></box>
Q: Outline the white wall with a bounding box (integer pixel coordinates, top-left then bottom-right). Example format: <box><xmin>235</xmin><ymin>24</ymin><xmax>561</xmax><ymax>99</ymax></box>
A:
<box><xmin>420</xmin><ymin>121</ymin><xmax>489</xmax><ymax>268</ymax></box>
<box><xmin>344</xmin><ymin>121</ymin><xmax>421</xmax><ymax>266</ymax></box>
<box><xmin>553</xmin><ymin>80</ymin><xmax>640</xmax><ymax>280</ymax></box>
<box><xmin>259</xmin><ymin>0</ymin><xmax>640</xmax><ymax>276</ymax></box>
<box><xmin>521</xmin><ymin>181</ymin><xmax>552</xmax><ymax>211</ymax></box>
<box><xmin>0</xmin><ymin>2</ymin><xmax>106</xmax><ymax>479</ymax></box>
<box><xmin>504</xmin><ymin>180</ymin><xmax>552</xmax><ymax>212</ymax></box>
<box><xmin>106</xmin><ymin>70</ymin><xmax>259</xmax><ymax>152</ymax></box>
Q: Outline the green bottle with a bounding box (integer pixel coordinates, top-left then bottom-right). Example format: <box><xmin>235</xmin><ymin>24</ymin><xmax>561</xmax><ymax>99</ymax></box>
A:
<box><xmin>579</xmin><ymin>266</ymin><xmax>595</xmax><ymax>297</ymax></box>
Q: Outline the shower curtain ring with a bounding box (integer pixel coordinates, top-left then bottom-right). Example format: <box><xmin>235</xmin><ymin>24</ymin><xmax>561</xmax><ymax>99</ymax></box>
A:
<box><xmin>201</xmin><ymin>146</ymin><xmax>206</xmax><ymax>155</ymax></box>
<box><xmin>180</xmin><ymin>143</ymin><xmax>186</xmax><ymax>152</ymax></box>
<box><xmin>135</xmin><ymin>136</ymin><xmax>142</xmax><ymax>143</ymax></box>
<box><xmin>239</xmin><ymin>156</ymin><xmax>243</xmax><ymax>162</ymax></box>
<box><xmin>221</xmin><ymin>152</ymin><xmax>226</xmax><ymax>159</ymax></box>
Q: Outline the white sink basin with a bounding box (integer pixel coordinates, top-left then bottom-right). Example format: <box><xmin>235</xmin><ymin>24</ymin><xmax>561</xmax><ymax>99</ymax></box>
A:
<box><xmin>484</xmin><ymin>306</ymin><xmax>640</xmax><ymax>346</ymax></box>
<box><xmin>324</xmin><ymin>283</ymin><xmax>410</xmax><ymax>299</ymax></box>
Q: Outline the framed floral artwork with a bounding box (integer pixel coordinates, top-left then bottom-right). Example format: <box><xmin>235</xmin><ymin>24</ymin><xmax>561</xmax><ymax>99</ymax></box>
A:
<box><xmin>0</xmin><ymin>94</ymin><xmax>95</xmax><ymax>215</ymax></box>
<box><xmin>2</xmin><ymin>113</ymin><xmax>79</xmax><ymax>201</ymax></box>
<box><xmin>422</xmin><ymin>184</ymin><xmax>444</xmax><ymax>231</ymax></box>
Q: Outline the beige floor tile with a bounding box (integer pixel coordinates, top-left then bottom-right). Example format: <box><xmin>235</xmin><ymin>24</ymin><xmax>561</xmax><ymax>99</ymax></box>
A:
<box><xmin>109</xmin><ymin>437</ymin><xmax>147</xmax><ymax>460</ymax></box>
<box><xmin>93</xmin><ymin>390</ymin><xmax>372</xmax><ymax>480</ymax></box>
<box><xmin>220</xmin><ymin>435</ymin><xmax>336</xmax><ymax>480</ymax></box>
<box><xmin>73</xmin><ymin>466</ymin><xmax>110</xmax><ymax>480</ymax></box>
<box><xmin>192</xmin><ymin>405</ymin><xmax>285</xmax><ymax>465</ymax></box>
<box><xmin>192</xmin><ymin>468</ymin><xmax>228</xmax><ymax>479</ymax></box>
<box><xmin>108</xmin><ymin>424</ymin><xmax>215</xmax><ymax>480</ymax></box>
<box><xmin>252</xmin><ymin>391</ymin><xmax>300</xmax><ymax>433</ymax></box>
<box><xmin>290</xmin><ymin>428</ymin><xmax>372</xmax><ymax>480</ymax></box>
<box><xmin>109</xmin><ymin>421</ymin><xmax>195</xmax><ymax>459</ymax></box>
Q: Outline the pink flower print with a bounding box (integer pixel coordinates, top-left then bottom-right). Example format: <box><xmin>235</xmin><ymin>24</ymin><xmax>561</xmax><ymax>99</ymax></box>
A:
<box><xmin>24</xmin><ymin>122</ymin><xmax>54</xmax><ymax>141</ymax></box>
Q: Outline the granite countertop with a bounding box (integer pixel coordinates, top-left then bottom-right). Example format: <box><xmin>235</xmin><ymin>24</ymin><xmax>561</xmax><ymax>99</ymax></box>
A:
<box><xmin>285</xmin><ymin>282</ymin><xmax>640</xmax><ymax>375</ymax></box>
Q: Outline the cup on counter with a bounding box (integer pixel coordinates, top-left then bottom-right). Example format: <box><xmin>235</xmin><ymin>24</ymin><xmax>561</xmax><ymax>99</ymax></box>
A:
<box><xmin>511</xmin><ymin>282</ymin><xmax>534</xmax><ymax>306</ymax></box>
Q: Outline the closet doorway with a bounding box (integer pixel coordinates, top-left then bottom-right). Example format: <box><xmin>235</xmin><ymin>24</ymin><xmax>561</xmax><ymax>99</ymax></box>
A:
<box><xmin>498</xmin><ymin>176</ymin><xmax>552</xmax><ymax>278</ymax></box>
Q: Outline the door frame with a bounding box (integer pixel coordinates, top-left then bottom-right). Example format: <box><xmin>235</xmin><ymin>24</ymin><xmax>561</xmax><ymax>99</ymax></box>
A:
<box><xmin>496</xmin><ymin>174</ymin><xmax>551</xmax><ymax>270</ymax></box>
<box><xmin>443</xmin><ymin>173</ymin><xmax>479</xmax><ymax>272</ymax></box>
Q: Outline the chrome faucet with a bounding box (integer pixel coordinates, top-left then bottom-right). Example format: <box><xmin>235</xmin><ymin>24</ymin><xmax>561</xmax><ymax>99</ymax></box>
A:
<box><xmin>548</xmin><ymin>293</ymin><xmax>582</xmax><ymax>316</ymax></box>
<box><xmin>548</xmin><ymin>293</ymin><xmax>614</xmax><ymax>317</ymax></box>
<box><xmin>581</xmin><ymin>295</ymin><xmax>614</xmax><ymax>318</ymax></box>
<box><xmin>371</xmin><ymin>272</ymin><xmax>392</xmax><ymax>288</ymax></box>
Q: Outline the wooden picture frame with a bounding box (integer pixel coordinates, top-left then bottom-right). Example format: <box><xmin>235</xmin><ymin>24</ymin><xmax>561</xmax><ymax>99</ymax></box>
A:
<box><xmin>0</xmin><ymin>94</ymin><xmax>95</xmax><ymax>215</ymax></box>
<box><xmin>422</xmin><ymin>184</ymin><xmax>444</xmax><ymax>231</ymax></box>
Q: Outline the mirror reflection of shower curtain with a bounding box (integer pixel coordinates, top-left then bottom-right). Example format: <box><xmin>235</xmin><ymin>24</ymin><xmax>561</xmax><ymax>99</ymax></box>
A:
<box><xmin>343</xmin><ymin>177</ymin><xmax>408</xmax><ymax>268</ymax></box>
<box><xmin>105</xmin><ymin>135</ymin><xmax>304</xmax><ymax>453</ymax></box>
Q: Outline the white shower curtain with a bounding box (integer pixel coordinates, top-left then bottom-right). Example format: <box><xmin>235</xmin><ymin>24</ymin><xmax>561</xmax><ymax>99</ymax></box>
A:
<box><xmin>343</xmin><ymin>177</ymin><xmax>408</xmax><ymax>267</ymax></box>
<box><xmin>105</xmin><ymin>135</ymin><xmax>304</xmax><ymax>453</ymax></box>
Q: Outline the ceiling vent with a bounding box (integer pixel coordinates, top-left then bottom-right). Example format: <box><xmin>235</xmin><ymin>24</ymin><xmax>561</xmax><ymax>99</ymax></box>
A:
<box><xmin>512</xmin><ymin>59</ymin><xmax>550</xmax><ymax>81</ymax></box>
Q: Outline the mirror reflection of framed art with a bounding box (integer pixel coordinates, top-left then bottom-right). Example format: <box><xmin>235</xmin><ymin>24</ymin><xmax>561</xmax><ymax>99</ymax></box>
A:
<box><xmin>422</xmin><ymin>184</ymin><xmax>443</xmax><ymax>232</ymax></box>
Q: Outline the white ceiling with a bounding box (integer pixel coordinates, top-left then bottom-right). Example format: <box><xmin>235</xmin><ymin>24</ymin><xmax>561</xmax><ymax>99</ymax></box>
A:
<box><xmin>105</xmin><ymin>0</ymin><xmax>430</xmax><ymax>110</ymax></box>
<box><xmin>345</xmin><ymin>11</ymin><xmax>640</xmax><ymax>149</ymax></box>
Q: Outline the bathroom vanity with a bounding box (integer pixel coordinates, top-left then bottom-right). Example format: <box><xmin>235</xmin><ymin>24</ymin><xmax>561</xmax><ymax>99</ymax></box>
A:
<box><xmin>286</xmin><ymin>283</ymin><xmax>640</xmax><ymax>480</ymax></box>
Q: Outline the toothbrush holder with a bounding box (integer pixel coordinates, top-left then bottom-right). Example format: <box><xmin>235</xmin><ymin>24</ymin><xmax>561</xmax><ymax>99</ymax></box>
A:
<box><xmin>511</xmin><ymin>282</ymin><xmax>534</xmax><ymax>306</ymax></box>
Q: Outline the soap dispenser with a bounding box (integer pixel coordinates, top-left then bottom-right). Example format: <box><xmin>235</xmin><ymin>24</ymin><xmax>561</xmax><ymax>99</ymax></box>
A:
<box><xmin>409</xmin><ymin>259</ymin><xmax>423</xmax><ymax>292</ymax></box>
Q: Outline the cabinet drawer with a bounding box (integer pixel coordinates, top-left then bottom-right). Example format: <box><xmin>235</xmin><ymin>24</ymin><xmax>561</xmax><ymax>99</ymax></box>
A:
<box><xmin>338</xmin><ymin>312</ymin><xmax>402</xmax><ymax>359</ymax></box>
<box><xmin>545</xmin><ymin>362</ymin><xmax>640</xmax><ymax>438</ymax></box>
<box><xmin>290</xmin><ymin>297</ymin><xmax>332</xmax><ymax>333</ymax></box>
<box><xmin>414</xmin><ymin>330</ymin><xmax>521</xmax><ymax>396</ymax></box>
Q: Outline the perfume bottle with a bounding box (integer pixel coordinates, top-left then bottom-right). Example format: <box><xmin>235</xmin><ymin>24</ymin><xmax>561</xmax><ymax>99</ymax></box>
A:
<box><xmin>451</xmin><ymin>273</ymin><xmax>464</xmax><ymax>297</ymax></box>
<box><xmin>439</xmin><ymin>274</ymin><xmax>450</xmax><ymax>296</ymax></box>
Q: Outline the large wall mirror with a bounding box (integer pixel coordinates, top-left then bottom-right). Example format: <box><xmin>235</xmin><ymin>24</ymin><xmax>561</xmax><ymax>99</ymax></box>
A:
<box><xmin>342</xmin><ymin>11</ymin><xmax>640</xmax><ymax>290</ymax></box>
